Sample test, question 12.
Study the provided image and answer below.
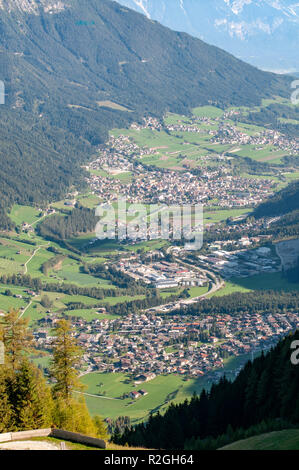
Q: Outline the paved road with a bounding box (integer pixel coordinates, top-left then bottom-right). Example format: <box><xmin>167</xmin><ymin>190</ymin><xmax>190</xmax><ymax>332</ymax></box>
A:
<box><xmin>147</xmin><ymin>247</ymin><xmax>224</xmax><ymax>313</ymax></box>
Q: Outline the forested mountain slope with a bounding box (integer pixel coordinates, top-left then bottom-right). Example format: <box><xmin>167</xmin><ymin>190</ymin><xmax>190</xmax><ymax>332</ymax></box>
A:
<box><xmin>0</xmin><ymin>0</ymin><xmax>292</xmax><ymax>227</ymax></box>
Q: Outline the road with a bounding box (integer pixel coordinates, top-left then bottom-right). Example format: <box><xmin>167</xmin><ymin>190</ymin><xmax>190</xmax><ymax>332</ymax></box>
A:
<box><xmin>146</xmin><ymin>246</ymin><xmax>224</xmax><ymax>313</ymax></box>
<box><xmin>23</xmin><ymin>242</ymin><xmax>50</xmax><ymax>274</ymax></box>
<box><xmin>19</xmin><ymin>241</ymin><xmax>50</xmax><ymax>318</ymax></box>
<box><xmin>18</xmin><ymin>300</ymin><xmax>33</xmax><ymax>319</ymax></box>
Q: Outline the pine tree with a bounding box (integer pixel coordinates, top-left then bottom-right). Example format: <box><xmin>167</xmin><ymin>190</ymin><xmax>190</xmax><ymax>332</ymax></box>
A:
<box><xmin>12</xmin><ymin>360</ymin><xmax>53</xmax><ymax>430</ymax></box>
<box><xmin>0</xmin><ymin>366</ymin><xmax>13</xmax><ymax>432</ymax></box>
<box><xmin>50</xmin><ymin>319</ymin><xmax>83</xmax><ymax>401</ymax></box>
<box><xmin>1</xmin><ymin>309</ymin><xmax>34</xmax><ymax>371</ymax></box>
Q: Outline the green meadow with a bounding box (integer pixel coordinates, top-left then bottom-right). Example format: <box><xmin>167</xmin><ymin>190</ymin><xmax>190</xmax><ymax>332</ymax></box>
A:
<box><xmin>212</xmin><ymin>272</ymin><xmax>299</xmax><ymax>298</ymax></box>
<box><xmin>9</xmin><ymin>204</ymin><xmax>42</xmax><ymax>226</ymax></box>
<box><xmin>80</xmin><ymin>372</ymin><xmax>210</xmax><ymax>423</ymax></box>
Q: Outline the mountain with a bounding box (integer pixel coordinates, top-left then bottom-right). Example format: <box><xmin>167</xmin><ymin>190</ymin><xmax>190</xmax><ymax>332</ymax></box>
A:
<box><xmin>0</xmin><ymin>0</ymin><xmax>292</xmax><ymax>227</ymax></box>
<box><xmin>118</xmin><ymin>0</ymin><xmax>299</xmax><ymax>72</ymax></box>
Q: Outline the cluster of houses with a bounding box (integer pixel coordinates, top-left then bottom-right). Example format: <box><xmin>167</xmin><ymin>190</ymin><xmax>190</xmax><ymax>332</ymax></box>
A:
<box><xmin>212</xmin><ymin>124</ymin><xmax>299</xmax><ymax>154</ymax></box>
<box><xmin>34</xmin><ymin>310</ymin><xmax>299</xmax><ymax>384</ymax></box>
<box><xmin>85</xmin><ymin>111</ymin><xmax>284</xmax><ymax>211</ymax></box>
<box><xmin>87</xmin><ymin>154</ymin><xmax>277</xmax><ymax>209</ymax></box>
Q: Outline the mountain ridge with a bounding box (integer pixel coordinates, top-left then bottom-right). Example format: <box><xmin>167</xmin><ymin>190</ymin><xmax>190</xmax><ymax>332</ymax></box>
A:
<box><xmin>118</xmin><ymin>0</ymin><xmax>299</xmax><ymax>72</ymax></box>
<box><xmin>0</xmin><ymin>0</ymin><xmax>292</xmax><ymax>227</ymax></box>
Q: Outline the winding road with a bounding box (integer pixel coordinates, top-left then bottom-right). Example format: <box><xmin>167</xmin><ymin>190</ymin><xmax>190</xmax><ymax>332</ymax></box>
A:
<box><xmin>146</xmin><ymin>246</ymin><xmax>224</xmax><ymax>313</ymax></box>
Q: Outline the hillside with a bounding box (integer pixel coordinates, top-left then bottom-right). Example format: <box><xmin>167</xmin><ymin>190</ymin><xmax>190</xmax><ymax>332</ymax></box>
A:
<box><xmin>0</xmin><ymin>0</ymin><xmax>292</xmax><ymax>227</ymax></box>
<box><xmin>254</xmin><ymin>180</ymin><xmax>299</xmax><ymax>218</ymax></box>
<box><xmin>220</xmin><ymin>429</ymin><xmax>299</xmax><ymax>450</ymax></box>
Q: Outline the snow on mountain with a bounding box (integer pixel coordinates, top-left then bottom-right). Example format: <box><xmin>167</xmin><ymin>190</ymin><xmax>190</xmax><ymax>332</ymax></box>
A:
<box><xmin>118</xmin><ymin>0</ymin><xmax>299</xmax><ymax>72</ymax></box>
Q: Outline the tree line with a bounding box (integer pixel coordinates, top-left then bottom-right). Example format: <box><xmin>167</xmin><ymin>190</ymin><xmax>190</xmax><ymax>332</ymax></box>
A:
<box><xmin>172</xmin><ymin>289</ymin><xmax>299</xmax><ymax>317</ymax></box>
<box><xmin>0</xmin><ymin>310</ymin><xmax>108</xmax><ymax>439</ymax></box>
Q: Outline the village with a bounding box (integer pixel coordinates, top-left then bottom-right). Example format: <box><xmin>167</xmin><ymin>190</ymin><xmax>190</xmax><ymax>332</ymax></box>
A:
<box><xmin>211</xmin><ymin>123</ymin><xmax>299</xmax><ymax>154</ymax></box>
<box><xmin>81</xmin><ymin>102</ymin><xmax>299</xmax><ymax>214</ymax></box>
<box><xmin>86</xmin><ymin>130</ymin><xmax>278</xmax><ymax>209</ymax></box>
<box><xmin>34</xmin><ymin>308</ymin><xmax>299</xmax><ymax>398</ymax></box>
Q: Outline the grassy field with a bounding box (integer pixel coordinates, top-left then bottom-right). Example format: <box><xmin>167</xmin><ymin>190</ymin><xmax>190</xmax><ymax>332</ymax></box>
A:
<box><xmin>9</xmin><ymin>205</ymin><xmax>42</xmax><ymax>226</ymax></box>
<box><xmin>204</xmin><ymin>208</ymin><xmax>252</xmax><ymax>225</ymax></box>
<box><xmin>220</xmin><ymin>429</ymin><xmax>299</xmax><ymax>450</ymax></box>
<box><xmin>80</xmin><ymin>372</ymin><xmax>210</xmax><ymax>423</ymax></box>
<box><xmin>192</xmin><ymin>106</ymin><xmax>224</xmax><ymax>118</ymax></box>
<box><xmin>233</xmin><ymin>144</ymin><xmax>287</xmax><ymax>163</ymax></box>
<box><xmin>212</xmin><ymin>272</ymin><xmax>299</xmax><ymax>298</ymax></box>
<box><xmin>188</xmin><ymin>286</ymin><xmax>209</xmax><ymax>297</ymax></box>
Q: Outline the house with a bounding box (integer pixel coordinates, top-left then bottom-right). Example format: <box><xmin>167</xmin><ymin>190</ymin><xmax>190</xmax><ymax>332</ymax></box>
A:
<box><xmin>138</xmin><ymin>390</ymin><xmax>148</xmax><ymax>396</ymax></box>
<box><xmin>129</xmin><ymin>391</ymin><xmax>140</xmax><ymax>399</ymax></box>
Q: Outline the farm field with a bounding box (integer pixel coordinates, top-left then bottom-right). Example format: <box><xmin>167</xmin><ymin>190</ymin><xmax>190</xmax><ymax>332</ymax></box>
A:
<box><xmin>9</xmin><ymin>205</ymin><xmax>42</xmax><ymax>226</ymax></box>
<box><xmin>204</xmin><ymin>208</ymin><xmax>253</xmax><ymax>225</ymax></box>
<box><xmin>80</xmin><ymin>372</ymin><xmax>210</xmax><ymax>423</ymax></box>
<box><xmin>21</xmin><ymin>290</ymin><xmax>142</xmax><ymax>325</ymax></box>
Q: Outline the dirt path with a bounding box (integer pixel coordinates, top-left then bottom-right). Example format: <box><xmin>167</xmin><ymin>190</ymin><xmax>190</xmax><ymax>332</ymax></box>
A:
<box><xmin>0</xmin><ymin>441</ymin><xmax>59</xmax><ymax>450</ymax></box>
<box><xmin>74</xmin><ymin>391</ymin><xmax>121</xmax><ymax>401</ymax></box>
<box><xmin>18</xmin><ymin>300</ymin><xmax>32</xmax><ymax>319</ymax></box>
<box><xmin>23</xmin><ymin>242</ymin><xmax>50</xmax><ymax>274</ymax></box>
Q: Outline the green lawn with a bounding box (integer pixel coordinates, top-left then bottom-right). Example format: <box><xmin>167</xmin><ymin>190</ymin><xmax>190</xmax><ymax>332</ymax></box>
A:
<box><xmin>64</xmin><ymin>309</ymin><xmax>119</xmax><ymax>322</ymax></box>
<box><xmin>77</xmin><ymin>194</ymin><xmax>101</xmax><ymax>209</ymax></box>
<box><xmin>0</xmin><ymin>292</ymin><xmax>27</xmax><ymax>312</ymax></box>
<box><xmin>188</xmin><ymin>286</ymin><xmax>209</xmax><ymax>297</ymax></box>
<box><xmin>220</xmin><ymin>429</ymin><xmax>299</xmax><ymax>450</ymax></box>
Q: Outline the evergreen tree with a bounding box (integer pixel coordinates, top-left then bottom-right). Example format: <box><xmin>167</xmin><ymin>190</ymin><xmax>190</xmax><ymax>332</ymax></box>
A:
<box><xmin>1</xmin><ymin>309</ymin><xmax>34</xmax><ymax>371</ymax></box>
<box><xmin>50</xmin><ymin>319</ymin><xmax>83</xmax><ymax>401</ymax></box>
<box><xmin>11</xmin><ymin>360</ymin><xmax>53</xmax><ymax>430</ymax></box>
<box><xmin>0</xmin><ymin>366</ymin><xmax>13</xmax><ymax>432</ymax></box>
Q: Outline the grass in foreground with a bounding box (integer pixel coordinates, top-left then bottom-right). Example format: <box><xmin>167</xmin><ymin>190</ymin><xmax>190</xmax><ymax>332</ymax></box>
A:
<box><xmin>220</xmin><ymin>429</ymin><xmax>299</xmax><ymax>450</ymax></box>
